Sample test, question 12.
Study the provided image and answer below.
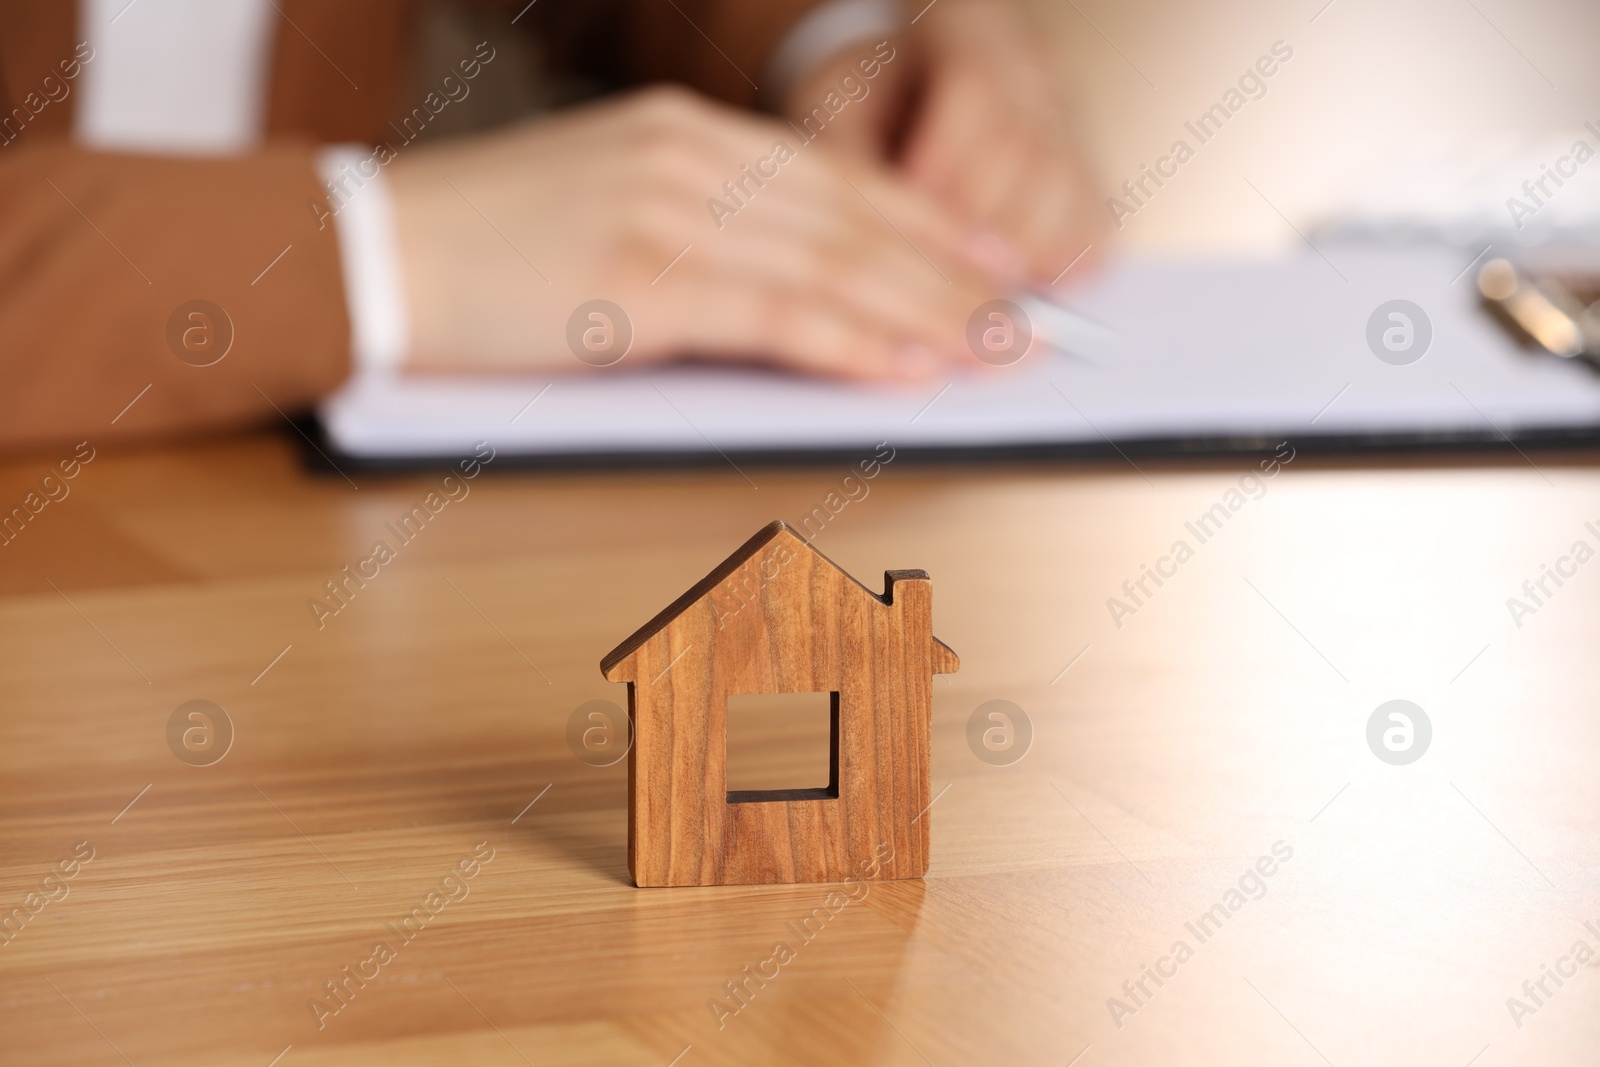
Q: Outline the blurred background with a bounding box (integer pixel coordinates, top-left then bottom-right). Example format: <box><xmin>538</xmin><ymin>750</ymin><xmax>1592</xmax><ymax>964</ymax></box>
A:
<box><xmin>1044</xmin><ymin>0</ymin><xmax>1600</xmax><ymax>252</ymax></box>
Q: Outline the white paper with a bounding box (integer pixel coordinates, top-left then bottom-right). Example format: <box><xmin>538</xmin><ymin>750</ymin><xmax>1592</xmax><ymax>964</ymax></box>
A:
<box><xmin>320</xmin><ymin>246</ymin><xmax>1600</xmax><ymax>459</ymax></box>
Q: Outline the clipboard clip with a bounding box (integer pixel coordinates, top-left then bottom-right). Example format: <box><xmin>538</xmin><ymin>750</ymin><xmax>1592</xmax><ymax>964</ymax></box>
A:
<box><xmin>1477</xmin><ymin>257</ymin><xmax>1600</xmax><ymax>364</ymax></box>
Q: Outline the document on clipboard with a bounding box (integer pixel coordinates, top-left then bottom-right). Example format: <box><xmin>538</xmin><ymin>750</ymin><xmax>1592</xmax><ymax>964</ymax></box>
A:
<box><xmin>317</xmin><ymin>243</ymin><xmax>1600</xmax><ymax>468</ymax></box>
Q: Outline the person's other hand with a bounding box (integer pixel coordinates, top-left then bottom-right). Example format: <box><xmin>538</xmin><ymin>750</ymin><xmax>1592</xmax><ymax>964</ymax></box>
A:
<box><xmin>388</xmin><ymin>86</ymin><xmax>1008</xmax><ymax>380</ymax></box>
<box><xmin>785</xmin><ymin>0</ymin><xmax>1105</xmax><ymax>287</ymax></box>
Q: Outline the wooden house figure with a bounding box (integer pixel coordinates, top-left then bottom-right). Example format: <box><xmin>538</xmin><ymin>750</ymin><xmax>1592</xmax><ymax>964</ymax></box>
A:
<box><xmin>601</xmin><ymin>520</ymin><xmax>959</xmax><ymax>887</ymax></box>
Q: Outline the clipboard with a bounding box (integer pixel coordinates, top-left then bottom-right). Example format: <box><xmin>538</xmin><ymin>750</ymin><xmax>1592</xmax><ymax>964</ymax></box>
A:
<box><xmin>314</xmin><ymin>244</ymin><xmax>1600</xmax><ymax>471</ymax></box>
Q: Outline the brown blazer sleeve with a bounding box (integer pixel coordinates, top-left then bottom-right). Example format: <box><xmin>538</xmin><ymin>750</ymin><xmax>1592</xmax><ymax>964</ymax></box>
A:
<box><xmin>0</xmin><ymin>140</ymin><xmax>351</xmax><ymax>452</ymax></box>
<box><xmin>0</xmin><ymin>0</ymin><xmax>407</xmax><ymax>455</ymax></box>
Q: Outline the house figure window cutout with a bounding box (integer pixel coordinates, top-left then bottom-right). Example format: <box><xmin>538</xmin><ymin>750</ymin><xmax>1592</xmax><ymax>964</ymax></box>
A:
<box><xmin>600</xmin><ymin>520</ymin><xmax>960</xmax><ymax>887</ymax></box>
<box><xmin>724</xmin><ymin>690</ymin><xmax>839</xmax><ymax>802</ymax></box>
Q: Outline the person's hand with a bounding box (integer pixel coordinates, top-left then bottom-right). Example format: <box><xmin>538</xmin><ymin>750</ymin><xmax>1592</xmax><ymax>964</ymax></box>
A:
<box><xmin>387</xmin><ymin>86</ymin><xmax>1009</xmax><ymax>380</ymax></box>
<box><xmin>784</xmin><ymin>0</ymin><xmax>1105</xmax><ymax>287</ymax></box>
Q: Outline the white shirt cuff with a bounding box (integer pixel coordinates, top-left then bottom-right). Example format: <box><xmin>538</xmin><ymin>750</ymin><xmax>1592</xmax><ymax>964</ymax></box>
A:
<box><xmin>315</xmin><ymin>145</ymin><xmax>410</xmax><ymax>377</ymax></box>
<box><xmin>762</xmin><ymin>0</ymin><xmax>906</xmax><ymax>110</ymax></box>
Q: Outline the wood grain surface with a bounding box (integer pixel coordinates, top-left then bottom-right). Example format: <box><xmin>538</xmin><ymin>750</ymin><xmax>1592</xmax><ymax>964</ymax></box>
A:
<box><xmin>2</xmin><ymin>434</ymin><xmax>1599</xmax><ymax>1066</ymax></box>
<box><xmin>602</xmin><ymin>521</ymin><xmax>958</xmax><ymax>887</ymax></box>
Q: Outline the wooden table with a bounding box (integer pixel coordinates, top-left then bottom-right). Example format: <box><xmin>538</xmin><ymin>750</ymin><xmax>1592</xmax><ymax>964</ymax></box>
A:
<box><xmin>2</xmin><ymin>433</ymin><xmax>1597</xmax><ymax>1065</ymax></box>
